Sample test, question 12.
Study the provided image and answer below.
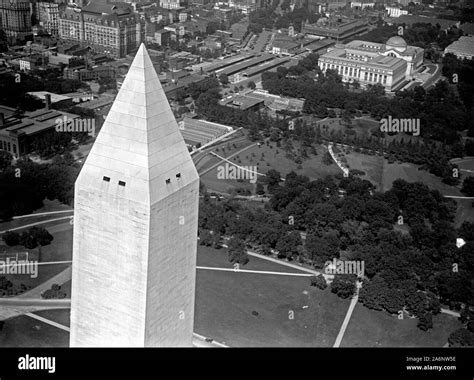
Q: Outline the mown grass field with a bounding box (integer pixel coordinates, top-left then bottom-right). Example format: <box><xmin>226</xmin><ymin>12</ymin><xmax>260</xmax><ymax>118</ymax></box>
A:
<box><xmin>3</xmin><ymin>245</ymin><xmax>462</xmax><ymax>348</ymax></box>
<box><xmin>341</xmin><ymin>303</ymin><xmax>463</xmax><ymax>347</ymax></box>
<box><xmin>200</xmin><ymin>142</ymin><xmax>341</xmax><ymax>194</ymax></box>
<box><xmin>0</xmin><ymin>314</ymin><xmax>69</xmax><ymax>347</ymax></box>
<box><xmin>1</xmin><ymin>225</ymin><xmax>72</xmax><ymax>294</ymax></box>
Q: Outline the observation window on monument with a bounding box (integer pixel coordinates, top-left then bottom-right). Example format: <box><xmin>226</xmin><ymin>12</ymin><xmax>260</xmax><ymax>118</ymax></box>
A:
<box><xmin>103</xmin><ymin>176</ymin><xmax>110</xmax><ymax>182</ymax></box>
<box><xmin>176</xmin><ymin>173</ymin><xmax>181</xmax><ymax>178</ymax></box>
<box><xmin>166</xmin><ymin>178</ymin><xmax>171</xmax><ymax>184</ymax></box>
<box><xmin>119</xmin><ymin>181</ymin><xmax>126</xmax><ymax>187</ymax></box>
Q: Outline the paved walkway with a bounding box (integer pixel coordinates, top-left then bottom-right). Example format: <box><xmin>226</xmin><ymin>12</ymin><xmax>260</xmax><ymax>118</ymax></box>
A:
<box><xmin>197</xmin><ymin>266</ymin><xmax>313</xmax><ymax>277</ymax></box>
<box><xmin>333</xmin><ymin>281</ymin><xmax>362</xmax><ymax>347</ymax></box>
<box><xmin>440</xmin><ymin>308</ymin><xmax>461</xmax><ymax>318</ymax></box>
<box><xmin>19</xmin><ymin>266</ymin><xmax>72</xmax><ymax>299</ymax></box>
<box><xmin>11</xmin><ymin>210</ymin><xmax>73</xmax><ymax>220</ymax></box>
<box><xmin>198</xmin><ymin>143</ymin><xmax>258</xmax><ymax>176</ymax></box>
<box><xmin>0</xmin><ymin>216</ymin><xmax>72</xmax><ymax>234</ymax></box>
<box><xmin>25</xmin><ymin>312</ymin><xmax>70</xmax><ymax>332</ymax></box>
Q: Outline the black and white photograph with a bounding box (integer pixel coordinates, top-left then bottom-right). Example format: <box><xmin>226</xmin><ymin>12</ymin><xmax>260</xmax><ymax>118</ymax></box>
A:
<box><xmin>0</xmin><ymin>0</ymin><xmax>473</xmax><ymax>377</ymax></box>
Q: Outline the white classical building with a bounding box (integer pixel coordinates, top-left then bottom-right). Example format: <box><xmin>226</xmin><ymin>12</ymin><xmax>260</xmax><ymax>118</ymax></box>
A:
<box><xmin>318</xmin><ymin>36</ymin><xmax>424</xmax><ymax>91</ymax></box>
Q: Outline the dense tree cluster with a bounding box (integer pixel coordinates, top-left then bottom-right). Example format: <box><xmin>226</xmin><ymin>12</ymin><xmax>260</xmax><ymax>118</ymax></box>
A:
<box><xmin>199</xmin><ymin>171</ymin><xmax>473</xmax><ymax>329</ymax></box>
<box><xmin>3</xmin><ymin>227</ymin><xmax>53</xmax><ymax>249</ymax></box>
<box><xmin>352</xmin><ymin>23</ymin><xmax>463</xmax><ymax>51</ymax></box>
<box><xmin>0</xmin><ymin>156</ymin><xmax>78</xmax><ymax>220</ymax></box>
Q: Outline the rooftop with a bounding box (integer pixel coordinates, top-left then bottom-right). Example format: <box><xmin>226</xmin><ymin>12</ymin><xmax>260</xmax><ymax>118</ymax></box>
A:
<box><xmin>445</xmin><ymin>36</ymin><xmax>474</xmax><ymax>56</ymax></box>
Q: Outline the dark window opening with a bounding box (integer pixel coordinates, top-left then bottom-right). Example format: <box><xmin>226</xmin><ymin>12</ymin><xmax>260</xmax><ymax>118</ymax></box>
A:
<box><xmin>166</xmin><ymin>178</ymin><xmax>171</xmax><ymax>184</ymax></box>
<box><xmin>176</xmin><ymin>173</ymin><xmax>181</xmax><ymax>178</ymax></box>
<box><xmin>118</xmin><ymin>181</ymin><xmax>126</xmax><ymax>187</ymax></box>
<box><xmin>103</xmin><ymin>176</ymin><xmax>110</xmax><ymax>182</ymax></box>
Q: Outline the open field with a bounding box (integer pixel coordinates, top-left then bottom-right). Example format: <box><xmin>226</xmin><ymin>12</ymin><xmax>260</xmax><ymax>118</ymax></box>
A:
<box><xmin>1</xmin><ymin>244</ymin><xmax>463</xmax><ymax>347</ymax></box>
<box><xmin>34</xmin><ymin>308</ymin><xmax>71</xmax><ymax>327</ymax></box>
<box><xmin>0</xmin><ymin>314</ymin><xmax>69</xmax><ymax>347</ymax></box>
<box><xmin>1</xmin><ymin>228</ymin><xmax>72</xmax><ymax>295</ymax></box>
<box><xmin>344</xmin><ymin>151</ymin><xmax>463</xmax><ymax>195</ymax></box>
<box><xmin>200</xmin><ymin>142</ymin><xmax>341</xmax><ymax>194</ymax></box>
<box><xmin>341</xmin><ymin>303</ymin><xmax>463</xmax><ymax>347</ymax></box>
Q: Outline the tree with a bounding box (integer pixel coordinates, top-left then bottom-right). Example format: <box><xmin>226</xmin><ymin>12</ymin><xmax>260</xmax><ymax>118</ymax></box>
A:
<box><xmin>330</xmin><ymin>274</ymin><xmax>357</xmax><ymax>299</ymax></box>
<box><xmin>323</xmin><ymin>151</ymin><xmax>333</xmax><ymax>166</ymax></box>
<box><xmin>199</xmin><ymin>229</ymin><xmax>213</xmax><ymax>246</ymax></box>
<box><xmin>275</xmin><ymin>231</ymin><xmax>301</xmax><ymax>259</ymax></box>
<box><xmin>417</xmin><ymin>312</ymin><xmax>433</xmax><ymax>331</ymax></box>
<box><xmin>0</xmin><ymin>151</ymin><xmax>12</xmax><ymax>171</ymax></box>
<box><xmin>448</xmin><ymin>328</ymin><xmax>474</xmax><ymax>347</ymax></box>
<box><xmin>461</xmin><ymin>176</ymin><xmax>474</xmax><ymax>196</ymax></box>
<box><xmin>227</xmin><ymin>237</ymin><xmax>249</xmax><ymax>265</ymax></box>
<box><xmin>2</xmin><ymin>231</ymin><xmax>20</xmax><ymax>246</ymax></box>
<box><xmin>310</xmin><ymin>274</ymin><xmax>327</xmax><ymax>290</ymax></box>
<box><xmin>19</xmin><ymin>227</ymin><xmax>53</xmax><ymax>249</ymax></box>
<box><xmin>248</xmin><ymin>81</ymin><xmax>256</xmax><ymax>90</ymax></box>
<box><xmin>219</xmin><ymin>73</ymin><xmax>229</xmax><ymax>85</ymax></box>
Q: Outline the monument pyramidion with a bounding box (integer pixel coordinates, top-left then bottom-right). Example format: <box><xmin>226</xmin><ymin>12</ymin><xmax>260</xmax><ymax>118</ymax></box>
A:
<box><xmin>70</xmin><ymin>43</ymin><xmax>200</xmax><ymax>347</ymax></box>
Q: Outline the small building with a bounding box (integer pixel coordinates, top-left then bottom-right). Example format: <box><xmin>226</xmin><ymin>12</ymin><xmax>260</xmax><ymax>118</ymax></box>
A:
<box><xmin>220</xmin><ymin>94</ymin><xmax>265</xmax><ymax>112</ymax></box>
<box><xmin>19</xmin><ymin>55</ymin><xmax>44</xmax><ymax>71</ymax></box>
<box><xmin>47</xmin><ymin>51</ymin><xmax>77</xmax><ymax>66</ymax></box>
<box><xmin>27</xmin><ymin>91</ymin><xmax>74</xmax><ymax>109</ymax></box>
<box><xmin>271</xmin><ymin>40</ymin><xmax>300</xmax><ymax>56</ymax></box>
<box><xmin>385</xmin><ymin>5</ymin><xmax>408</xmax><ymax>18</ymax></box>
<box><xmin>155</xmin><ymin>29</ymin><xmax>171</xmax><ymax>46</ymax></box>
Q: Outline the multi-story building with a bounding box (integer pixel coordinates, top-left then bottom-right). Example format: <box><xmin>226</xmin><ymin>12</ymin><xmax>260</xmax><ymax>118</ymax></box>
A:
<box><xmin>302</xmin><ymin>18</ymin><xmax>368</xmax><ymax>41</ymax></box>
<box><xmin>0</xmin><ymin>0</ymin><xmax>32</xmax><ymax>44</ymax></box>
<box><xmin>350</xmin><ymin>1</ymin><xmax>375</xmax><ymax>9</ymax></box>
<box><xmin>160</xmin><ymin>0</ymin><xmax>187</xmax><ymax>9</ymax></box>
<box><xmin>318</xmin><ymin>36</ymin><xmax>424</xmax><ymax>92</ymax></box>
<box><xmin>59</xmin><ymin>0</ymin><xmax>142</xmax><ymax>58</ymax></box>
<box><xmin>35</xmin><ymin>1</ymin><xmax>60</xmax><ymax>36</ymax></box>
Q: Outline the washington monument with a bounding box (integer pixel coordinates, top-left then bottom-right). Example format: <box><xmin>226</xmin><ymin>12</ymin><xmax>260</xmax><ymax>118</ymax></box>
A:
<box><xmin>70</xmin><ymin>44</ymin><xmax>200</xmax><ymax>347</ymax></box>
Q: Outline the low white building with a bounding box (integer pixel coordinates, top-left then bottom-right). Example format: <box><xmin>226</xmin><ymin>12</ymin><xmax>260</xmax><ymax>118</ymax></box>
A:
<box><xmin>386</xmin><ymin>6</ymin><xmax>408</xmax><ymax>18</ymax></box>
<box><xmin>351</xmin><ymin>1</ymin><xmax>375</xmax><ymax>9</ymax></box>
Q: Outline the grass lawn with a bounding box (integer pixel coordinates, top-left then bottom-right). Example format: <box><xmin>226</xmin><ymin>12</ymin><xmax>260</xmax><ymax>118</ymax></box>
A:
<box><xmin>0</xmin><ymin>314</ymin><xmax>69</xmax><ymax>347</ymax></box>
<box><xmin>1</xmin><ymin>227</ymin><xmax>72</xmax><ymax>295</ymax></box>
<box><xmin>5</xmin><ymin>246</ymin><xmax>348</xmax><ymax>347</ymax></box>
<box><xmin>344</xmin><ymin>151</ymin><xmax>464</xmax><ymax>195</ymax></box>
<box><xmin>34</xmin><ymin>309</ymin><xmax>71</xmax><ymax>328</ymax></box>
<box><xmin>341</xmin><ymin>303</ymin><xmax>463</xmax><ymax>347</ymax></box>
<box><xmin>194</xmin><ymin>268</ymin><xmax>348</xmax><ymax>347</ymax></box>
<box><xmin>197</xmin><ymin>245</ymin><xmax>311</xmax><ymax>274</ymax></box>
<box><xmin>235</xmin><ymin>143</ymin><xmax>340</xmax><ymax>180</ymax></box>
<box><xmin>195</xmin><ymin>246</ymin><xmax>349</xmax><ymax>347</ymax></box>
<box><xmin>200</xmin><ymin>142</ymin><xmax>341</xmax><ymax>194</ymax></box>
<box><xmin>1</xmin><ymin>244</ymin><xmax>463</xmax><ymax>347</ymax></box>
<box><xmin>200</xmin><ymin>167</ymin><xmax>257</xmax><ymax>194</ymax></box>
